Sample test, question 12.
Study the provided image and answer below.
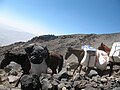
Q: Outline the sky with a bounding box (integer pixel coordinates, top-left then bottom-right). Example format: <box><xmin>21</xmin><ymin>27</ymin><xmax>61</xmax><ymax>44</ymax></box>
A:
<box><xmin>0</xmin><ymin>0</ymin><xmax>120</xmax><ymax>36</ymax></box>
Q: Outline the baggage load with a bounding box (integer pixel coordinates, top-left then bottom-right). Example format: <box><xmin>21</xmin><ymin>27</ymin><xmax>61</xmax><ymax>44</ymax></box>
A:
<box><xmin>109</xmin><ymin>42</ymin><xmax>120</xmax><ymax>62</ymax></box>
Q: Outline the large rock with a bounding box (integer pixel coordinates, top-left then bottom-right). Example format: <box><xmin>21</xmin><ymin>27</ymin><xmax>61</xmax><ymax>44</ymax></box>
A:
<box><xmin>20</xmin><ymin>74</ymin><xmax>41</xmax><ymax>90</ymax></box>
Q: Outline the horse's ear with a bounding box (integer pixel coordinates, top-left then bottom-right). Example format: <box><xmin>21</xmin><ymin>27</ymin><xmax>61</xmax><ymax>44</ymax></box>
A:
<box><xmin>43</xmin><ymin>46</ymin><xmax>49</xmax><ymax>53</ymax></box>
<box><xmin>45</xmin><ymin>46</ymin><xmax>48</xmax><ymax>51</ymax></box>
<box><xmin>24</xmin><ymin>45</ymin><xmax>34</xmax><ymax>54</ymax></box>
<box><xmin>101</xmin><ymin>42</ymin><xmax>103</xmax><ymax>45</ymax></box>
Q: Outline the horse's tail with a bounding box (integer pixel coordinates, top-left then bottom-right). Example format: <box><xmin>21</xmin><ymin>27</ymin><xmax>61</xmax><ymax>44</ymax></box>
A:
<box><xmin>58</xmin><ymin>55</ymin><xmax>64</xmax><ymax>73</ymax></box>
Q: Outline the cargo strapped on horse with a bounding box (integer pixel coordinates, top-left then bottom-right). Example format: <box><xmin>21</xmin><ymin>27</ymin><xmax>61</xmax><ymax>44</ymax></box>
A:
<box><xmin>109</xmin><ymin>42</ymin><xmax>120</xmax><ymax>62</ymax></box>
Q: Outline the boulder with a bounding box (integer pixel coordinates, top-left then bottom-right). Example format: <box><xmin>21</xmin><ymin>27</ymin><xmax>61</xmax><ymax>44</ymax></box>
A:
<box><xmin>20</xmin><ymin>74</ymin><xmax>41</xmax><ymax>90</ymax></box>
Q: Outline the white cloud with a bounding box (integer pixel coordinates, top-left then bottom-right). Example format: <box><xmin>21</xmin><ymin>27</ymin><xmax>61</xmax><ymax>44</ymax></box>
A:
<box><xmin>0</xmin><ymin>16</ymin><xmax>52</xmax><ymax>36</ymax></box>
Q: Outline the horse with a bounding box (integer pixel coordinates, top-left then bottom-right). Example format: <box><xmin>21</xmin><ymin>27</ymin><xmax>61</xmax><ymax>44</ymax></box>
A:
<box><xmin>46</xmin><ymin>51</ymin><xmax>64</xmax><ymax>74</ymax></box>
<box><xmin>0</xmin><ymin>51</ymin><xmax>31</xmax><ymax>74</ymax></box>
<box><xmin>24</xmin><ymin>45</ymin><xmax>64</xmax><ymax>75</ymax></box>
<box><xmin>65</xmin><ymin>47</ymin><xmax>85</xmax><ymax>75</ymax></box>
<box><xmin>65</xmin><ymin>47</ymin><xmax>110</xmax><ymax>76</ymax></box>
<box><xmin>98</xmin><ymin>42</ymin><xmax>120</xmax><ymax>76</ymax></box>
<box><xmin>98</xmin><ymin>42</ymin><xmax>111</xmax><ymax>56</ymax></box>
<box><xmin>0</xmin><ymin>51</ymin><xmax>31</xmax><ymax>87</ymax></box>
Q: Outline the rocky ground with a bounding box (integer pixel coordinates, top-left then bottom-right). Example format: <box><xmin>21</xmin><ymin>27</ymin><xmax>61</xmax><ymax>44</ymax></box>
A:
<box><xmin>0</xmin><ymin>33</ymin><xmax>120</xmax><ymax>90</ymax></box>
<box><xmin>1</xmin><ymin>61</ymin><xmax>120</xmax><ymax>90</ymax></box>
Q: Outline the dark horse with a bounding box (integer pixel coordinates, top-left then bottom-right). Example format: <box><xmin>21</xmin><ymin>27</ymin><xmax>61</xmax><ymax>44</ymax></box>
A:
<box><xmin>24</xmin><ymin>45</ymin><xmax>64</xmax><ymax>75</ymax></box>
<box><xmin>0</xmin><ymin>51</ymin><xmax>30</xmax><ymax>74</ymax></box>
<box><xmin>65</xmin><ymin>47</ymin><xmax>85</xmax><ymax>75</ymax></box>
<box><xmin>98</xmin><ymin>42</ymin><xmax>120</xmax><ymax>76</ymax></box>
<box><xmin>0</xmin><ymin>51</ymin><xmax>31</xmax><ymax>87</ymax></box>
<box><xmin>46</xmin><ymin>51</ymin><xmax>64</xmax><ymax>74</ymax></box>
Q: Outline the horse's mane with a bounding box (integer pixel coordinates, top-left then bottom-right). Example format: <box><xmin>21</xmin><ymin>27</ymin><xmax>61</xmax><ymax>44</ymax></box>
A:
<box><xmin>99</xmin><ymin>43</ymin><xmax>111</xmax><ymax>50</ymax></box>
<box><xmin>67</xmin><ymin>47</ymin><xmax>74</xmax><ymax>51</ymax></box>
<box><xmin>98</xmin><ymin>42</ymin><xmax>111</xmax><ymax>55</ymax></box>
<box><xmin>67</xmin><ymin>47</ymin><xmax>83</xmax><ymax>51</ymax></box>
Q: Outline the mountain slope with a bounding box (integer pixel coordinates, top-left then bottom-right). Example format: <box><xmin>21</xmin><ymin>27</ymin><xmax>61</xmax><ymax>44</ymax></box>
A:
<box><xmin>0</xmin><ymin>27</ymin><xmax>35</xmax><ymax>46</ymax></box>
<box><xmin>0</xmin><ymin>32</ymin><xmax>120</xmax><ymax>65</ymax></box>
<box><xmin>0</xmin><ymin>33</ymin><xmax>120</xmax><ymax>54</ymax></box>
<box><xmin>0</xmin><ymin>33</ymin><xmax>120</xmax><ymax>89</ymax></box>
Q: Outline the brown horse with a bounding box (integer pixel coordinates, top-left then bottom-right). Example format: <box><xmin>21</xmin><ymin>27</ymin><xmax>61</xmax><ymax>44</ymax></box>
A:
<box><xmin>98</xmin><ymin>42</ymin><xmax>111</xmax><ymax>55</ymax></box>
<box><xmin>98</xmin><ymin>42</ymin><xmax>120</xmax><ymax>76</ymax></box>
<box><xmin>46</xmin><ymin>51</ymin><xmax>64</xmax><ymax>74</ymax></box>
<box><xmin>65</xmin><ymin>47</ymin><xmax>85</xmax><ymax>75</ymax></box>
<box><xmin>65</xmin><ymin>47</ymin><xmax>111</xmax><ymax>76</ymax></box>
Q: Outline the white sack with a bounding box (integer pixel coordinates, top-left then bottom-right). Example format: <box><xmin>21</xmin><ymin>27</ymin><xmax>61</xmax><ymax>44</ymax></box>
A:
<box><xmin>95</xmin><ymin>50</ymin><xmax>109</xmax><ymax>70</ymax></box>
<box><xmin>109</xmin><ymin>42</ymin><xmax>120</xmax><ymax>62</ymax></box>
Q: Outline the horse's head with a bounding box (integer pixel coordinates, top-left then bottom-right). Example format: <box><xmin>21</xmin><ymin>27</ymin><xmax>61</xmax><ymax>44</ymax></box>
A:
<box><xmin>98</xmin><ymin>43</ymin><xmax>105</xmax><ymax>51</ymax></box>
<box><xmin>65</xmin><ymin>47</ymin><xmax>73</xmax><ymax>60</ymax></box>
<box><xmin>25</xmin><ymin>45</ymin><xmax>49</xmax><ymax>64</ymax></box>
<box><xmin>0</xmin><ymin>51</ymin><xmax>15</xmax><ymax>69</ymax></box>
<box><xmin>98</xmin><ymin>42</ymin><xmax>111</xmax><ymax>55</ymax></box>
<box><xmin>25</xmin><ymin>45</ymin><xmax>34</xmax><ymax>58</ymax></box>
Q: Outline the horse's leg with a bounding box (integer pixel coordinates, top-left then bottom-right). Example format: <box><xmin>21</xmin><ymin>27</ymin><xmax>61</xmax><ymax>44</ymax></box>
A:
<box><xmin>52</xmin><ymin>69</ymin><xmax>57</xmax><ymax>75</ymax></box>
<box><xmin>78</xmin><ymin>64</ymin><xmax>83</xmax><ymax>75</ymax></box>
<box><xmin>49</xmin><ymin>65</ymin><xmax>57</xmax><ymax>75</ymax></box>
<box><xmin>58</xmin><ymin>56</ymin><xmax>64</xmax><ymax>73</ymax></box>
<box><xmin>85</xmin><ymin>67</ymin><xmax>91</xmax><ymax>76</ymax></box>
<box><xmin>73</xmin><ymin>62</ymin><xmax>80</xmax><ymax>75</ymax></box>
<box><xmin>109</xmin><ymin>61</ymin><xmax>113</xmax><ymax>76</ymax></box>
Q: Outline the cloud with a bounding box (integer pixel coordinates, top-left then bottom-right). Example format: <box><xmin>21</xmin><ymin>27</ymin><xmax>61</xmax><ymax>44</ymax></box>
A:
<box><xmin>0</xmin><ymin>16</ymin><xmax>52</xmax><ymax>36</ymax></box>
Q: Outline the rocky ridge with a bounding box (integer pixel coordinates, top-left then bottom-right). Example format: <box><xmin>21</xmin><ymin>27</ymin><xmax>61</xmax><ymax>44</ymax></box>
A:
<box><xmin>0</xmin><ymin>33</ymin><xmax>120</xmax><ymax>90</ymax></box>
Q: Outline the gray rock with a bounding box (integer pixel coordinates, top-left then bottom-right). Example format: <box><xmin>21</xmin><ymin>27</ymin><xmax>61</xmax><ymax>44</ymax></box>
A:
<box><xmin>41</xmin><ymin>78</ymin><xmax>52</xmax><ymax>90</ymax></box>
<box><xmin>20</xmin><ymin>74</ymin><xmax>41</xmax><ymax>90</ymax></box>
<box><xmin>0</xmin><ymin>85</ymin><xmax>10</xmax><ymax>90</ymax></box>
<box><xmin>112</xmin><ymin>87</ymin><xmax>120</xmax><ymax>90</ymax></box>
<box><xmin>58</xmin><ymin>72</ymin><xmax>72</xmax><ymax>81</ymax></box>
<box><xmin>100</xmin><ymin>77</ymin><xmax>108</xmax><ymax>83</ymax></box>
<box><xmin>88</xmin><ymin>70</ymin><xmax>98</xmax><ymax>78</ymax></box>
<box><xmin>58</xmin><ymin>83</ymin><xmax>65</xmax><ymax>90</ymax></box>
<box><xmin>9</xmin><ymin>70</ymin><xmax>18</xmax><ymax>76</ymax></box>
<box><xmin>8</xmin><ymin>75</ymin><xmax>19</xmax><ymax>83</ymax></box>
